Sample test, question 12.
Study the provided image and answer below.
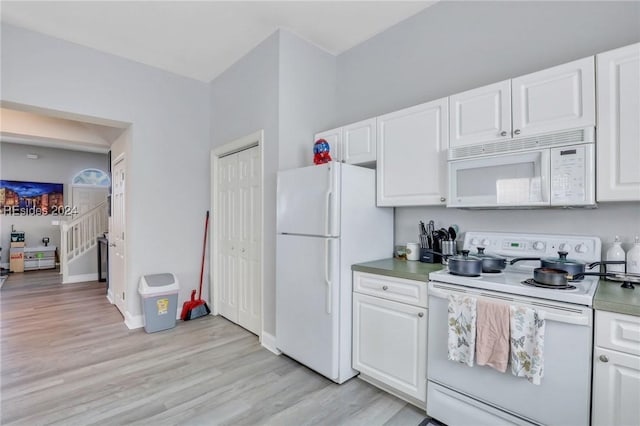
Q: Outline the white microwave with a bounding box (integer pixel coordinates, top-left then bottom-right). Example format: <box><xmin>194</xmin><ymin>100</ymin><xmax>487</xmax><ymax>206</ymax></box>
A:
<box><xmin>447</xmin><ymin>128</ymin><xmax>595</xmax><ymax>208</ymax></box>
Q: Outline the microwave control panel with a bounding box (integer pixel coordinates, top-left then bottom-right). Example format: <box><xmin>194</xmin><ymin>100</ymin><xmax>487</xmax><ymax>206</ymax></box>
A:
<box><xmin>550</xmin><ymin>143</ymin><xmax>595</xmax><ymax>205</ymax></box>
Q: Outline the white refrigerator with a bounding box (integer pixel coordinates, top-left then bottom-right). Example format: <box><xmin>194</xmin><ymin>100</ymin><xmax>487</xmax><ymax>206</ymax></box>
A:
<box><xmin>276</xmin><ymin>162</ymin><xmax>393</xmax><ymax>384</ymax></box>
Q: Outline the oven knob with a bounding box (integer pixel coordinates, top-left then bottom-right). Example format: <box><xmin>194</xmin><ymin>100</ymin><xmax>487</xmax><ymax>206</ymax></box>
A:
<box><xmin>559</xmin><ymin>243</ymin><xmax>571</xmax><ymax>253</ymax></box>
<box><xmin>470</xmin><ymin>238</ymin><xmax>479</xmax><ymax>246</ymax></box>
<box><xmin>533</xmin><ymin>241</ymin><xmax>545</xmax><ymax>251</ymax></box>
<box><xmin>575</xmin><ymin>244</ymin><xmax>588</xmax><ymax>254</ymax></box>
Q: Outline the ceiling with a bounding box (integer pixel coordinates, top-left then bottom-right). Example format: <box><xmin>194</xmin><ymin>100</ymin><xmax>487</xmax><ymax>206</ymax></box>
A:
<box><xmin>0</xmin><ymin>1</ymin><xmax>437</xmax><ymax>83</ymax></box>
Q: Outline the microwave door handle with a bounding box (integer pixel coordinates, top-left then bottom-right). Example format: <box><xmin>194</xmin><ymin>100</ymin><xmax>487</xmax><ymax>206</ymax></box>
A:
<box><xmin>540</xmin><ymin>150</ymin><xmax>551</xmax><ymax>203</ymax></box>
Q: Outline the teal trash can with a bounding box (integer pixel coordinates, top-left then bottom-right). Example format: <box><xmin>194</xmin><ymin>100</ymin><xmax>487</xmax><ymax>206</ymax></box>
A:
<box><xmin>138</xmin><ymin>273</ymin><xmax>179</xmax><ymax>333</ymax></box>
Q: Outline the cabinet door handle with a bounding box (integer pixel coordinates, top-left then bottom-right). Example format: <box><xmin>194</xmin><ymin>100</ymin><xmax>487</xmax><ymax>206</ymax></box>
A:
<box><xmin>382</xmin><ymin>285</ymin><xmax>389</xmax><ymax>291</ymax></box>
<box><xmin>418</xmin><ymin>312</ymin><xmax>424</xmax><ymax>318</ymax></box>
<box><xmin>514</xmin><ymin>129</ymin><xmax>521</xmax><ymax>135</ymax></box>
<box><xmin>500</xmin><ymin>131</ymin><xmax>507</xmax><ymax>137</ymax></box>
<box><xmin>440</xmin><ymin>197</ymin><xmax>446</xmax><ymax>202</ymax></box>
<box><xmin>599</xmin><ymin>355</ymin><xmax>609</xmax><ymax>363</ymax></box>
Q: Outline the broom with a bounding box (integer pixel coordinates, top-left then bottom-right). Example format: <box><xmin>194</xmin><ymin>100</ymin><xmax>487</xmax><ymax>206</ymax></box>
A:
<box><xmin>181</xmin><ymin>211</ymin><xmax>211</xmax><ymax>321</ymax></box>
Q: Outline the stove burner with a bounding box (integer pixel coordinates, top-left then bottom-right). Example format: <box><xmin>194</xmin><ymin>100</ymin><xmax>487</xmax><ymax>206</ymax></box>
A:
<box><xmin>521</xmin><ymin>278</ymin><xmax>576</xmax><ymax>290</ymax></box>
<box><xmin>448</xmin><ymin>271</ymin><xmax>482</xmax><ymax>279</ymax></box>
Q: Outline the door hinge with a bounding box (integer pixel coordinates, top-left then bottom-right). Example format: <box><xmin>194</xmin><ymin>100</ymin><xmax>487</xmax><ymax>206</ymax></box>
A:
<box><xmin>122</xmin><ymin>292</ymin><xmax>125</xmax><ymax>300</ymax></box>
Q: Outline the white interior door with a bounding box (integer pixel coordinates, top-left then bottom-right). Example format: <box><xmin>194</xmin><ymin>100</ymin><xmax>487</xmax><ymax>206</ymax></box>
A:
<box><xmin>237</xmin><ymin>147</ymin><xmax>261</xmax><ymax>334</ymax></box>
<box><xmin>72</xmin><ymin>186</ymin><xmax>108</xmax><ymax>215</ymax></box>
<box><xmin>216</xmin><ymin>145</ymin><xmax>261</xmax><ymax>335</ymax></box>
<box><xmin>110</xmin><ymin>156</ymin><xmax>126</xmax><ymax>315</ymax></box>
<box><xmin>218</xmin><ymin>153</ymin><xmax>239</xmax><ymax>323</ymax></box>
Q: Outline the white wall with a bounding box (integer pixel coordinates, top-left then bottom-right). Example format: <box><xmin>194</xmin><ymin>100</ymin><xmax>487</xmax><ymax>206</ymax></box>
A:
<box><xmin>0</xmin><ymin>142</ymin><xmax>107</xmax><ymax>261</ymax></box>
<box><xmin>210</xmin><ymin>31</ymin><xmax>280</xmax><ymax>335</ymax></box>
<box><xmin>278</xmin><ymin>31</ymin><xmax>337</xmax><ymax>170</ymax></box>
<box><xmin>1</xmin><ymin>24</ymin><xmax>211</xmax><ymax>320</ymax></box>
<box><xmin>210</xmin><ymin>29</ymin><xmax>337</xmax><ymax>336</ymax></box>
<box><xmin>337</xmin><ymin>1</ymin><xmax>640</xmax><ymax>123</ymax></box>
<box><xmin>335</xmin><ymin>0</ymin><xmax>640</xmax><ymax>253</ymax></box>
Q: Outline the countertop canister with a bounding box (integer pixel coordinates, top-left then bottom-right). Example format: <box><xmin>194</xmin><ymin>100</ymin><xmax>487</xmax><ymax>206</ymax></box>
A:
<box><xmin>406</xmin><ymin>242</ymin><xmax>420</xmax><ymax>261</ymax></box>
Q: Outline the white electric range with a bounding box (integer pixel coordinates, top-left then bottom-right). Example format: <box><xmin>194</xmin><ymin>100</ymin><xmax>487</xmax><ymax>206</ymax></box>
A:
<box><xmin>426</xmin><ymin>231</ymin><xmax>602</xmax><ymax>426</ymax></box>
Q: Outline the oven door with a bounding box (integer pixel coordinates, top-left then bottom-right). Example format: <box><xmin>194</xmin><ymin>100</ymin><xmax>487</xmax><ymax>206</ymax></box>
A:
<box><xmin>427</xmin><ymin>282</ymin><xmax>592</xmax><ymax>426</ymax></box>
<box><xmin>448</xmin><ymin>149</ymin><xmax>550</xmax><ymax>208</ymax></box>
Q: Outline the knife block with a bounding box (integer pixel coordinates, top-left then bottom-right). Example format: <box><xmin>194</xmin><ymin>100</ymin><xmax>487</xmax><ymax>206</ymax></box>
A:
<box><xmin>420</xmin><ymin>248</ymin><xmax>441</xmax><ymax>264</ymax></box>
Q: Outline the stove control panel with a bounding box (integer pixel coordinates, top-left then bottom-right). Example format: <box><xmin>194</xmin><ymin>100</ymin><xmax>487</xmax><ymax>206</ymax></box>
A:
<box><xmin>464</xmin><ymin>231</ymin><xmax>602</xmax><ymax>263</ymax></box>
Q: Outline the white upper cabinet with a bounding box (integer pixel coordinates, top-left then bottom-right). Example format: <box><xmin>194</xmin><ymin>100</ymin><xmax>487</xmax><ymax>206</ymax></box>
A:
<box><xmin>314</xmin><ymin>127</ymin><xmax>342</xmax><ymax>163</ymax></box>
<box><xmin>596</xmin><ymin>43</ymin><xmax>640</xmax><ymax>202</ymax></box>
<box><xmin>512</xmin><ymin>56</ymin><xmax>595</xmax><ymax>137</ymax></box>
<box><xmin>316</xmin><ymin>119</ymin><xmax>376</xmax><ymax>166</ymax></box>
<box><xmin>342</xmin><ymin>118</ymin><xmax>377</xmax><ymax>165</ymax></box>
<box><xmin>449</xmin><ymin>57</ymin><xmax>595</xmax><ymax>150</ymax></box>
<box><xmin>377</xmin><ymin>98</ymin><xmax>449</xmax><ymax>206</ymax></box>
<box><xmin>449</xmin><ymin>80</ymin><xmax>511</xmax><ymax>149</ymax></box>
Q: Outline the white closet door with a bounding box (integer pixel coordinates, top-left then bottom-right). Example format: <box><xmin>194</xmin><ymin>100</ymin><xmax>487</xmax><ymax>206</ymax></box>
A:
<box><xmin>237</xmin><ymin>146</ymin><xmax>261</xmax><ymax>334</ymax></box>
<box><xmin>218</xmin><ymin>153</ymin><xmax>239</xmax><ymax>323</ymax></box>
<box><xmin>216</xmin><ymin>146</ymin><xmax>261</xmax><ymax>335</ymax></box>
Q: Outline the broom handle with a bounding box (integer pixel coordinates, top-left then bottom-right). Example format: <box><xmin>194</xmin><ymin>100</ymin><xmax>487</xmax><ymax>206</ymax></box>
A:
<box><xmin>198</xmin><ymin>210</ymin><xmax>209</xmax><ymax>299</ymax></box>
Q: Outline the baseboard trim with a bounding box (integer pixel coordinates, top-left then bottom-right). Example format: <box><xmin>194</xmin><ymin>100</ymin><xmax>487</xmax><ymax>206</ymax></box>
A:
<box><xmin>261</xmin><ymin>331</ymin><xmax>281</xmax><ymax>355</ymax></box>
<box><xmin>124</xmin><ymin>311</ymin><xmax>144</xmax><ymax>330</ymax></box>
<box><xmin>106</xmin><ymin>289</ymin><xmax>114</xmax><ymax>304</ymax></box>
<box><xmin>63</xmin><ymin>273</ymin><xmax>99</xmax><ymax>284</ymax></box>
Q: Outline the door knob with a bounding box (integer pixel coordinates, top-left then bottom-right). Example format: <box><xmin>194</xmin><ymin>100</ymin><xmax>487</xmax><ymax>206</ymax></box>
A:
<box><xmin>599</xmin><ymin>355</ymin><xmax>609</xmax><ymax>363</ymax></box>
<box><xmin>109</xmin><ymin>243</ymin><xmax>116</xmax><ymax>247</ymax></box>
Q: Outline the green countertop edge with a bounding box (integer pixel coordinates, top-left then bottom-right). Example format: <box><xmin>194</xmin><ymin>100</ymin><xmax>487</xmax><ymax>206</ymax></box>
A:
<box><xmin>352</xmin><ymin>258</ymin><xmax>444</xmax><ymax>282</ymax></box>
<box><xmin>594</xmin><ymin>279</ymin><xmax>640</xmax><ymax>317</ymax></box>
<box><xmin>353</xmin><ymin>262</ymin><xmax>640</xmax><ymax>316</ymax></box>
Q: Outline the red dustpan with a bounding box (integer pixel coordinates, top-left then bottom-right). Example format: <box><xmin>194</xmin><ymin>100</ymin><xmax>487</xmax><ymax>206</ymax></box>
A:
<box><xmin>181</xmin><ymin>211</ymin><xmax>211</xmax><ymax>321</ymax></box>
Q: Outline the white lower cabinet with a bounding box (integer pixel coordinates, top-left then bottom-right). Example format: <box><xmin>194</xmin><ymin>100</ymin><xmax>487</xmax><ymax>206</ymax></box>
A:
<box><xmin>592</xmin><ymin>310</ymin><xmax>640</xmax><ymax>426</ymax></box>
<box><xmin>352</xmin><ymin>272</ymin><xmax>427</xmax><ymax>408</ymax></box>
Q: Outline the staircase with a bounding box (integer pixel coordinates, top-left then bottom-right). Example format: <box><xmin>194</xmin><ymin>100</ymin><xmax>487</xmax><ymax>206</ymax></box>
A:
<box><xmin>60</xmin><ymin>201</ymin><xmax>108</xmax><ymax>284</ymax></box>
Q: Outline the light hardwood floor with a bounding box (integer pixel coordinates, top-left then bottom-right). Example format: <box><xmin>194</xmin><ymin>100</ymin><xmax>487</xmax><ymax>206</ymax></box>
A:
<box><xmin>0</xmin><ymin>269</ymin><xmax>428</xmax><ymax>425</ymax></box>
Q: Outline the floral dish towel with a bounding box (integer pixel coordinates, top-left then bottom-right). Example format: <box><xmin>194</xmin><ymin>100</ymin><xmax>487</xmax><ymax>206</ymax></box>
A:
<box><xmin>448</xmin><ymin>294</ymin><xmax>477</xmax><ymax>367</ymax></box>
<box><xmin>510</xmin><ymin>305</ymin><xmax>546</xmax><ymax>385</ymax></box>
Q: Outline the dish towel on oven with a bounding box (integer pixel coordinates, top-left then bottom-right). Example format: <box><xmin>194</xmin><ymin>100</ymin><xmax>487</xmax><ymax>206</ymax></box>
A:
<box><xmin>447</xmin><ymin>295</ymin><xmax>477</xmax><ymax>367</ymax></box>
<box><xmin>510</xmin><ymin>306</ymin><xmax>546</xmax><ymax>385</ymax></box>
<box><xmin>476</xmin><ymin>300</ymin><xmax>510</xmax><ymax>373</ymax></box>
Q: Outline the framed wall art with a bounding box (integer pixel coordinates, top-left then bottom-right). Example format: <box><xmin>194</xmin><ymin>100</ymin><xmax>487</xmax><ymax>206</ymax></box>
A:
<box><xmin>0</xmin><ymin>180</ymin><xmax>64</xmax><ymax>215</ymax></box>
